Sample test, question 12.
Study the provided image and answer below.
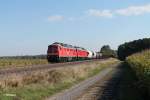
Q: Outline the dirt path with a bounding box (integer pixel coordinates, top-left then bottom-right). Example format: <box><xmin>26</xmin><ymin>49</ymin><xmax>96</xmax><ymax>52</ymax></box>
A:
<box><xmin>46</xmin><ymin>63</ymin><xmax>121</xmax><ymax>100</ymax></box>
<box><xmin>77</xmin><ymin>63</ymin><xmax>122</xmax><ymax>100</ymax></box>
<box><xmin>77</xmin><ymin>63</ymin><xmax>144</xmax><ymax>100</ymax></box>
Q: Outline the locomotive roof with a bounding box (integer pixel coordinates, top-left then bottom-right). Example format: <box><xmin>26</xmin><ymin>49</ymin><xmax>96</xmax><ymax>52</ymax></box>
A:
<box><xmin>52</xmin><ymin>42</ymin><xmax>86</xmax><ymax>50</ymax></box>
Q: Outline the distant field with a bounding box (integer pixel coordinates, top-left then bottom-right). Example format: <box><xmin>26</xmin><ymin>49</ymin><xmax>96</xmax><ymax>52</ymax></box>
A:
<box><xmin>126</xmin><ymin>50</ymin><xmax>150</xmax><ymax>98</ymax></box>
<box><xmin>0</xmin><ymin>58</ymin><xmax>48</xmax><ymax>68</ymax></box>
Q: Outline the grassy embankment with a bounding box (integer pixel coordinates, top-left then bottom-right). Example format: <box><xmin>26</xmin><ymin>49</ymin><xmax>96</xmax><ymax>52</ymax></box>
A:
<box><xmin>125</xmin><ymin>50</ymin><xmax>150</xmax><ymax>99</ymax></box>
<box><xmin>0</xmin><ymin>58</ymin><xmax>119</xmax><ymax>100</ymax></box>
<box><xmin>0</xmin><ymin>59</ymin><xmax>48</xmax><ymax>69</ymax></box>
<box><xmin>115</xmin><ymin>63</ymin><xmax>143</xmax><ymax>100</ymax></box>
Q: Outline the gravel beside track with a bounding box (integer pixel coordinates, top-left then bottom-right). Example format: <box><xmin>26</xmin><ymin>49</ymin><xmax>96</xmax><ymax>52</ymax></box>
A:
<box><xmin>46</xmin><ymin>63</ymin><xmax>121</xmax><ymax>100</ymax></box>
<box><xmin>0</xmin><ymin>59</ymin><xmax>105</xmax><ymax>76</ymax></box>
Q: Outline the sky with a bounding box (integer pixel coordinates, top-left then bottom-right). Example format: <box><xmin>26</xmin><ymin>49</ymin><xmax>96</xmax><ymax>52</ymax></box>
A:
<box><xmin>0</xmin><ymin>0</ymin><xmax>150</xmax><ymax>56</ymax></box>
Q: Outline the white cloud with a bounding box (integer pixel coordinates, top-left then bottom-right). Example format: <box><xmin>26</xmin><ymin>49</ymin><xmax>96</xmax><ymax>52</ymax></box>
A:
<box><xmin>48</xmin><ymin>15</ymin><xmax>64</xmax><ymax>21</ymax></box>
<box><xmin>47</xmin><ymin>4</ymin><xmax>150</xmax><ymax>22</ymax></box>
<box><xmin>116</xmin><ymin>4</ymin><xmax>150</xmax><ymax>16</ymax></box>
<box><xmin>87</xmin><ymin>9</ymin><xmax>113</xmax><ymax>18</ymax></box>
<box><xmin>87</xmin><ymin>4</ymin><xmax>150</xmax><ymax>18</ymax></box>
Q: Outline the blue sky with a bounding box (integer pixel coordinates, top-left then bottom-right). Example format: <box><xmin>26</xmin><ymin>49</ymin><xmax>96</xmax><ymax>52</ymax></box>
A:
<box><xmin>0</xmin><ymin>0</ymin><xmax>150</xmax><ymax>56</ymax></box>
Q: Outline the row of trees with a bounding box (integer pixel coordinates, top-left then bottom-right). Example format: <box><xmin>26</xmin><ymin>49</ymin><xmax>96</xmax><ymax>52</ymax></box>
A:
<box><xmin>0</xmin><ymin>55</ymin><xmax>47</xmax><ymax>59</ymax></box>
<box><xmin>100</xmin><ymin>45</ymin><xmax>117</xmax><ymax>58</ymax></box>
<box><xmin>117</xmin><ymin>38</ymin><xmax>150</xmax><ymax>60</ymax></box>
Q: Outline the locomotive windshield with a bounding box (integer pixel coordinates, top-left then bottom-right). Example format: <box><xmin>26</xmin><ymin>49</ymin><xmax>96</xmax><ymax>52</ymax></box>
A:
<box><xmin>48</xmin><ymin>45</ymin><xmax>58</xmax><ymax>53</ymax></box>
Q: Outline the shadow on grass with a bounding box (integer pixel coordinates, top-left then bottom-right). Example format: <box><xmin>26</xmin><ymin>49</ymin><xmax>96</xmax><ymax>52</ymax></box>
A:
<box><xmin>98</xmin><ymin>62</ymin><xmax>145</xmax><ymax>100</ymax></box>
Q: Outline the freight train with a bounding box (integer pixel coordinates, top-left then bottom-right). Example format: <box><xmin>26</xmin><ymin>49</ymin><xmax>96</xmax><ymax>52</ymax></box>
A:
<box><xmin>47</xmin><ymin>42</ymin><xmax>101</xmax><ymax>62</ymax></box>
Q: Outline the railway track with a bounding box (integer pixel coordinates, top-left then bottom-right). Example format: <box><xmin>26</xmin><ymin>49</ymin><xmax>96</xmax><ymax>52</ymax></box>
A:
<box><xmin>0</xmin><ymin>59</ymin><xmax>105</xmax><ymax>76</ymax></box>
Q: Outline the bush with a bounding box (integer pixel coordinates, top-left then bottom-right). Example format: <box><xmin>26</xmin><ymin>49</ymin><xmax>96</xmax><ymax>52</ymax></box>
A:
<box><xmin>100</xmin><ymin>45</ymin><xmax>117</xmax><ymax>58</ymax></box>
<box><xmin>126</xmin><ymin>50</ymin><xmax>150</xmax><ymax>97</ymax></box>
<box><xmin>118</xmin><ymin>38</ymin><xmax>150</xmax><ymax>60</ymax></box>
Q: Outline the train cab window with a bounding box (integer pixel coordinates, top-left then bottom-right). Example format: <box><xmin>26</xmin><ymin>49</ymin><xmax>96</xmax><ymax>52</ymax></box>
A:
<box><xmin>48</xmin><ymin>45</ymin><xmax>58</xmax><ymax>53</ymax></box>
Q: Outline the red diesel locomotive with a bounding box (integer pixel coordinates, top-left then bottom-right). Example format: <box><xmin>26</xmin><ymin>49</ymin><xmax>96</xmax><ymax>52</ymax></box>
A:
<box><xmin>47</xmin><ymin>42</ymin><xmax>89</xmax><ymax>62</ymax></box>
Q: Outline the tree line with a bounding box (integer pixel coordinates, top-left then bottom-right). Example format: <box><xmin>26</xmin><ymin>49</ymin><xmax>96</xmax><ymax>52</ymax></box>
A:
<box><xmin>100</xmin><ymin>45</ymin><xmax>117</xmax><ymax>58</ymax></box>
<box><xmin>117</xmin><ymin>38</ymin><xmax>150</xmax><ymax>60</ymax></box>
<box><xmin>0</xmin><ymin>55</ymin><xmax>47</xmax><ymax>59</ymax></box>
